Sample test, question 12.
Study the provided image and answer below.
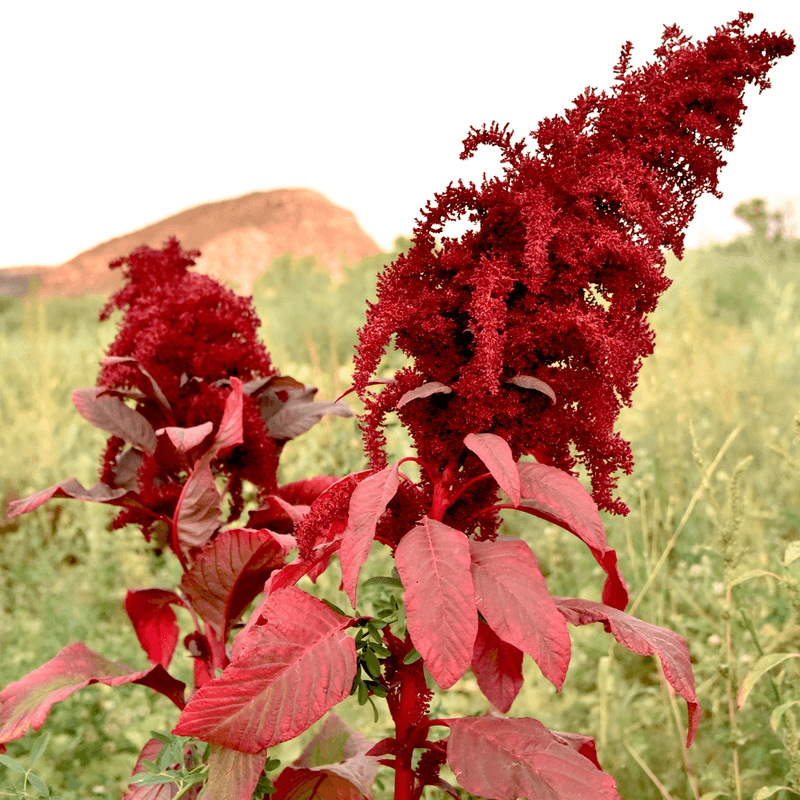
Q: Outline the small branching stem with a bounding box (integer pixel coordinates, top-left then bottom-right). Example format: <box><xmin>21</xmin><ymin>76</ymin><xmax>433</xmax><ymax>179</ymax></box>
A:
<box><xmin>724</xmin><ymin>585</ymin><xmax>743</xmax><ymax>800</ymax></box>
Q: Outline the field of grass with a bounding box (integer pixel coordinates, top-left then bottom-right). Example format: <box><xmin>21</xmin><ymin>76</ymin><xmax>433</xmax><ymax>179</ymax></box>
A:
<box><xmin>2</xmin><ymin>230</ymin><xmax>800</xmax><ymax>799</ymax></box>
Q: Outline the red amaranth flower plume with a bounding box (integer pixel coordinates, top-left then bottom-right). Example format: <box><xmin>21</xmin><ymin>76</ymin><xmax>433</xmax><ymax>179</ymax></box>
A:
<box><xmin>354</xmin><ymin>13</ymin><xmax>793</xmax><ymax>514</ymax></box>
<box><xmin>97</xmin><ymin>237</ymin><xmax>281</xmax><ymax>531</ymax></box>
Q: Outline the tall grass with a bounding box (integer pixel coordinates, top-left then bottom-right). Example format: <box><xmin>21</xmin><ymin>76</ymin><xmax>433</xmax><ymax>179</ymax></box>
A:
<box><xmin>2</xmin><ymin>232</ymin><xmax>800</xmax><ymax>798</ymax></box>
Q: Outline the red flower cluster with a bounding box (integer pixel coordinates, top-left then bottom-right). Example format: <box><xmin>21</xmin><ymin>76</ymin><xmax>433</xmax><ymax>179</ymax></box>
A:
<box><xmin>355</xmin><ymin>14</ymin><xmax>793</xmax><ymax>514</ymax></box>
<box><xmin>97</xmin><ymin>237</ymin><xmax>280</xmax><ymax>532</ymax></box>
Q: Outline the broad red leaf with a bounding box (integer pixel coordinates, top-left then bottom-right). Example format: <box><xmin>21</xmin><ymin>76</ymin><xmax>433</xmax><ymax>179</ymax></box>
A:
<box><xmin>200</xmin><ymin>744</ymin><xmax>269</xmax><ymax>800</ymax></box>
<box><xmin>7</xmin><ymin>477</ymin><xmax>141</xmax><ymax>518</ymax></box>
<box><xmin>446</xmin><ymin>716</ymin><xmax>620</xmax><ymax>800</ymax></box>
<box><xmin>341</xmin><ymin>464</ymin><xmax>400</xmax><ymax>607</ymax></box>
<box><xmin>267</xmin><ymin>495</ymin><xmax>310</xmax><ymax>528</ymax></box>
<box><xmin>174</xmin><ymin>463</ymin><xmax>221</xmax><ymax>549</ymax></box>
<box><xmin>0</xmin><ymin>643</ymin><xmax>186</xmax><ymax>744</ymax></box>
<box><xmin>515</xmin><ymin>462</ymin><xmax>628</xmax><ymax>610</ymax></box>
<box><xmin>278</xmin><ymin>477</ymin><xmax>342</xmax><ymax>506</ymax></box>
<box><xmin>123</xmin><ymin>737</ymin><xmax>179</xmax><ymax>800</ymax></box>
<box><xmin>102</xmin><ymin>356</ymin><xmax>172</xmax><ymax>413</ymax></box>
<box><xmin>395</xmin><ymin>517</ymin><xmax>477</xmax><ymax>689</ymax></box>
<box><xmin>554</xmin><ymin>596</ymin><xmax>700</xmax><ymax>746</ymax></box>
<box><xmin>255</xmin><ymin>378</ymin><xmax>353</xmax><ymax>441</ymax></box>
<box><xmin>125</xmin><ymin>589</ymin><xmax>186</xmax><ymax>668</ymax></box>
<box><xmin>180</xmin><ymin>528</ymin><xmax>293</xmax><ymax>640</ymax></box>
<box><xmin>248</xmin><ymin>477</ymin><xmax>340</xmax><ymax>532</ymax></box>
<box><xmin>157</xmin><ymin>422</ymin><xmax>214</xmax><ymax>454</ymax></box>
<box><xmin>505</xmin><ymin>375</ymin><xmax>557</xmax><ymax>403</ymax></box>
<box><xmin>173</xmin><ymin>588</ymin><xmax>357</xmax><ymax>752</ymax></box>
<box><xmin>396</xmin><ymin>381</ymin><xmax>452</xmax><ymax>408</ymax></box>
<box><xmin>469</xmin><ymin>539</ymin><xmax>570</xmax><ymax>690</ymax></box>
<box><xmin>260</xmin><ymin>540</ymin><xmax>341</xmax><ymax>607</ymax></box>
<box><xmin>472</xmin><ymin>620</ymin><xmax>523</xmax><ymax>713</ymax></box>
<box><xmin>73</xmin><ymin>387</ymin><xmax>157</xmax><ymax>454</ymax></box>
<box><xmin>273</xmin><ymin>714</ymin><xmax>380</xmax><ymax>800</ymax></box>
<box><xmin>213</xmin><ymin>377</ymin><xmax>244</xmax><ymax>458</ymax></box>
<box><xmin>464</xmin><ymin>433</ymin><xmax>521</xmax><ymax>507</ymax></box>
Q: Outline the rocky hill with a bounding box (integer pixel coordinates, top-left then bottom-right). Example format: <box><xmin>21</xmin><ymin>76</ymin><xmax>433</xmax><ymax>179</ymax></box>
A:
<box><xmin>1</xmin><ymin>188</ymin><xmax>382</xmax><ymax>297</ymax></box>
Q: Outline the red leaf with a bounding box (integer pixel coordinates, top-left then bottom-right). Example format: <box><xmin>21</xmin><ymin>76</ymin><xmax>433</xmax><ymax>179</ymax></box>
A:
<box><xmin>7</xmin><ymin>477</ymin><xmax>141</xmax><ymax>518</ymax></box>
<box><xmin>123</xmin><ymin>738</ymin><xmax>179</xmax><ymax>800</ymax></box>
<box><xmin>125</xmin><ymin>589</ymin><xmax>185</xmax><ymax>668</ymax></box>
<box><xmin>396</xmin><ymin>381</ymin><xmax>452</xmax><ymax>408</ymax></box>
<box><xmin>550</xmin><ymin>730</ymin><xmax>602</xmax><ymax>770</ymax></box>
<box><xmin>114</xmin><ymin>449</ymin><xmax>144</xmax><ymax>491</ymax></box>
<box><xmin>0</xmin><ymin>643</ymin><xmax>185</xmax><ymax>744</ymax></box>
<box><xmin>464</xmin><ymin>433</ymin><xmax>521</xmax><ymax>507</ymax></box>
<box><xmin>260</xmin><ymin>542</ymin><xmax>339</xmax><ymax>607</ymax></box>
<box><xmin>173</xmin><ymin>463</ymin><xmax>221</xmax><ymax>550</ymax></box>
<box><xmin>102</xmin><ymin>356</ymin><xmax>173</xmax><ymax>414</ymax></box>
<box><xmin>180</xmin><ymin>528</ymin><xmax>293</xmax><ymax>640</ymax></box>
<box><xmin>472</xmin><ymin>620</ymin><xmax>523</xmax><ymax>713</ymax></box>
<box><xmin>173</xmin><ymin>588</ymin><xmax>357</xmax><ymax>752</ymax></box>
<box><xmin>446</xmin><ymin>716</ymin><xmax>620</xmax><ymax>800</ymax></box>
<box><xmin>469</xmin><ymin>539</ymin><xmax>570</xmax><ymax>690</ymax></box>
<box><xmin>254</xmin><ymin>378</ymin><xmax>353</xmax><ymax>441</ymax></box>
<box><xmin>156</xmin><ymin>422</ymin><xmax>214</xmax><ymax>454</ymax></box>
<box><xmin>395</xmin><ymin>518</ymin><xmax>477</xmax><ymax>689</ymax></box>
<box><xmin>73</xmin><ymin>387</ymin><xmax>157</xmax><ymax>454</ymax></box>
<box><xmin>201</xmin><ymin>744</ymin><xmax>269</xmax><ymax>800</ymax></box>
<box><xmin>278</xmin><ymin>477</ymin><xmax>342</xmax><ymax>506</ymax></box>
<box><xmin>515</xmin><ymin>462</ymin><xmax>628</xmax><ymax>609</ymax></box>
<box><xmin>248</xmin><ymin>477</ymin><xmax>341</xmax><ymax>533</ymax></box>
<box><xmin>273</xmin><ymin>714</ymin><xmax>380</xmax><ymax>800</ymax></box>
<box><xmin>554</xmin><ymin>596</ymin><xmax>700</xmax><ymax>746</ymax></box>
<box><xmin>341</xmin><ymin>464</ymin><xmax>400</xmax><ymax>607</ymax></box>
<box><xmin>267</xmin><ymin>495</ymin><xmax>310</xmax><ymax>528</ymax></box>
<box><xmin>213</xmin><ymin>377</ymin><xmax>244</xmax><ymax>458</ymax></box>
<box><xmin>505</xmin><ymin>375</ymin><xmax>556</xmax><ymax>403</ymax></box>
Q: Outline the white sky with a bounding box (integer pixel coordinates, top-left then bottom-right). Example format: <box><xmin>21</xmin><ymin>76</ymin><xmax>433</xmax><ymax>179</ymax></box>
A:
<box><xmin>1</xmin><ymin>1</ymin><xmax>797</xmax><ymax>268</ymax></box>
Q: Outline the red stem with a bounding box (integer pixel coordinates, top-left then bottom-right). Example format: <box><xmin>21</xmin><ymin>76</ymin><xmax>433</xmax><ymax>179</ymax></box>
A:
<box><xmin>429</xmin><ymin>457</ymin><xmax>460</xmax><ymax>521</ymax></box>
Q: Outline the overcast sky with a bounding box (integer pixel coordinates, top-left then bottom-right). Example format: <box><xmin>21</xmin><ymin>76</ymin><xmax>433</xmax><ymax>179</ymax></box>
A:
<box><xmin>1</xmin><ymin>1</ymin><xmax>797</xmax><ymax>268</ymax></box>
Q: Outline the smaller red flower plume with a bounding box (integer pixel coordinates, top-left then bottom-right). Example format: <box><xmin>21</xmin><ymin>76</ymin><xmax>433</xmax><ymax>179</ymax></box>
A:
<box><xmin>97</xmin><ymin>238</ymin><xmax>280</xmax><ymax>531</ymax></box>
<box><xmin>354</xmin><ymin>14</ymin><xmax>793</xmax><ymax>515</ymax></box>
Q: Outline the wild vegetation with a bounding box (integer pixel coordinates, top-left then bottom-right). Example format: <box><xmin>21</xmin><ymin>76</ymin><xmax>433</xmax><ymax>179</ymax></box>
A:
<box><xmin>2</xmin><ymin>220</ymin><xmax>800</xmax><ymax>799</ymax></box>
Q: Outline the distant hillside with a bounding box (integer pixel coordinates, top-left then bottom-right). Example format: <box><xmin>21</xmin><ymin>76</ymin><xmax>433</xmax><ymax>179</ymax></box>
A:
<box><xmin>0</xmin><ymin>188</ymin><xmax>381</xmax><ymax>297</ymax></box>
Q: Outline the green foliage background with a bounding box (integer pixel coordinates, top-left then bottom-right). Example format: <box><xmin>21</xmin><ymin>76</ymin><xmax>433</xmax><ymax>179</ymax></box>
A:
<box><xmin>3</xmin><ymin>223</ymin><xmax>800</xmax><ymax>799</ymax></box>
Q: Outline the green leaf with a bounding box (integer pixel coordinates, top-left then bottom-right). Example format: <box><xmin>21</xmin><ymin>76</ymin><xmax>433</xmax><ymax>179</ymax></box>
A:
<box><xmin>28</xmin><ymin>732</ymin><xmax>50</xmax><ymax>769</ymax></box>
<box><xmin>771</xmin><ymin>700</ymin><xmax>800</xmax><ymax>732</ymax></box>
<box><xmin>699</xmin><ymin>793</ymin><xmax>730</xmax><ymax>800</ymax></box>
<box><xmin>361</xmin><ymin>576</ymin><xmax>404</xmax><ymax>589</ymax></box>
<box><xmin>785</xmin><ymin>541</ymin><xmax>800</xmax><ymax>566</ymax></box>
<box><xmin>754</xmin><ymin>786</ymin><xmax>800</xmax><ymax>799</ymax></box>
<box><xmin>364</xmin><ymin>649</ymin><xmax>382</xmax><ymax>679</ymax></box>
<box><xmin>403</xmin><ymin>648</ymin><xmax>422</xmax><ymax>665</ymax></box>
<box><xmin>357</xmin><ymin>678</ymin><xmax>369</xmax><ymax>705</ymax></box>
<box><xmin>738</xmin><ymin>653</ymin><xmax>800</xmax><ymax>709</ymax></box>
<box><xmin>367</xmin><ymin>695</ymin><xmax>380</xmax><ymax>723</ymax></box>
<box><xmin>26</xmin><ymin>772</ymin><xmax>50</xmax><ymax>798</ymax></box>
<box><xmin>0</xmin><ymin>754</ymin><xmax>26</xmax><ymax>774</ymax></box>
<box><xmin>132</xmin><ymin>773</ymin><xmax>179</xmax><ymax>786</ymax></box>
<box><xmin>725</xmin><ymin>568</ymin><xmax>781</xmax><ymax>589</ymax></box>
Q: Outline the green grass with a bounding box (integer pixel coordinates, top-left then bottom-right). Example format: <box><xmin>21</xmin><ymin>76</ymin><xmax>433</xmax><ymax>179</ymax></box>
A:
<box><xmin>2</xmin><ymin>233</ymin><xmax>800</xmax><ymax>799</ymax></box>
